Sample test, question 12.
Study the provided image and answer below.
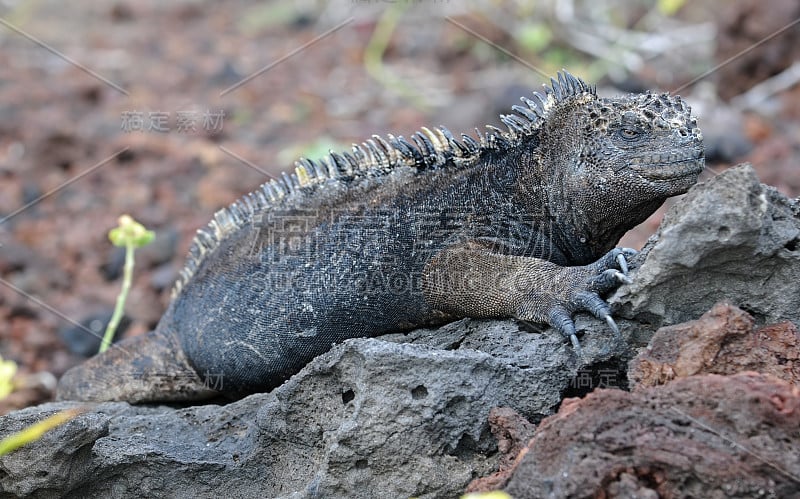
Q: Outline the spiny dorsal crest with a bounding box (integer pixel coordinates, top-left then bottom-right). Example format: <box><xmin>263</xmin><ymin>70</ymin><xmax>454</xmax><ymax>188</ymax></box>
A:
<box><xmin>172</xmin><ymin>70</ymin><xmax>595</xmax><ymax>297</ymax></box>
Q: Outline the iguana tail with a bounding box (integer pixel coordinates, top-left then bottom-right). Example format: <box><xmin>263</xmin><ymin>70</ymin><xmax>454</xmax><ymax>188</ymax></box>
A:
<box><xmin>56</xmin><ymin>327</ymin><xmax>218</xmax><ymax>403</ymax></box>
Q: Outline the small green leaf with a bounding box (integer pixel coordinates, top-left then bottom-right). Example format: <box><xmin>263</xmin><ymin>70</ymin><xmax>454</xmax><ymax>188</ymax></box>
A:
<box><xmin>516</xmin><ymin>23</ymin><xmax>552</xmax><ymax>53</ymax></box>
<box><xmin>657</xmin><ymin>0</ymin><xmax>687</xmax><ymax>16</ymax></box>
<box><xmin>0</xmin><ymin>355</ymin><xmax>17</xmax><ymax>399</ymax></box>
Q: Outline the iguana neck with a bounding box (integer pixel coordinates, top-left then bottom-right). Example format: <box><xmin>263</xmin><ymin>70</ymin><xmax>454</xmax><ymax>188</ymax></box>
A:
<box><xmin>545</xmin><ymin>160</ymin><xmax>667</xmax><ymax>263</ymax></box>
<box><xmin>495</xmin><ymin>143</ymin><xmax>663</xmax><ymax>265</ymax></box>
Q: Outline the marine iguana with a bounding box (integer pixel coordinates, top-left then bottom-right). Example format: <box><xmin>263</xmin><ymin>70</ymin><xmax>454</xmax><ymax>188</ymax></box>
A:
<box><xmin>57</xmin><ymin>71</ymin><xmax>704</xmax><ymax>402</ymax></box>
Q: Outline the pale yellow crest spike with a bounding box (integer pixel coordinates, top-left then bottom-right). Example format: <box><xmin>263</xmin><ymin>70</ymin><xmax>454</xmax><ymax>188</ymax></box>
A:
<box><xmin>420</xmin><ymin>126</ymin><xmax>443</xmax><ymax>153</ymax></box>
<box><xmin>295</xmin><ymin>163</ymin><xmax>310</xmax><ymax>187</ymax></box>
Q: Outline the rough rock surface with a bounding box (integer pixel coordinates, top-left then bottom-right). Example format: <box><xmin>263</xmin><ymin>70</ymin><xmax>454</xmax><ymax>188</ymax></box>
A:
<box><xmin>485</xmin><ymin>302</ymin><xmax>800</xmax><ymax>495</ymax></box>
<box><xmin>2</xmin><ymin>164</ymin><xmax>800</xmax><ymax>497</ymax></box>
<box><xmin>630</xmin><ymin>302</ymin><xmax>800</xmax><ymax>389</ymax></box>
<box><xmin>0</xmin><ymin>319</ymin><xmax>628</xmax><ymax>499</ymax></box>
<box><xmin>613</xmin><ymin>164</ymin><xmax>800</xmax><ymax>328</ymax></box>
<box><xmin>503</xmin><ymin>373</ymin><xmax>800</xmax><ymax>499</ymax></box>
<box><xmin>464</xmin><ymin>407</ymin><xmax>537</xmax><ymax>494</ymax></box>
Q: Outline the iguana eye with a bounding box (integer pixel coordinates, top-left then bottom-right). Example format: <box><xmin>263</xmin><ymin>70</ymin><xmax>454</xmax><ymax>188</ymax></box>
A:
<box><xmin>619</xmin><ymin>127</ymin><xmax>640</xmax><ymax>140</ymax></box>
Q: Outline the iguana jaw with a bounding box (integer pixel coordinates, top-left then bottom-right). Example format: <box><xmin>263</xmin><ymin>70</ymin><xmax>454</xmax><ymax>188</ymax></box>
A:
<box><xmin>629</xmin><ymin>147</ymin><xmax>705</xmax><ymax>181</ymax></box>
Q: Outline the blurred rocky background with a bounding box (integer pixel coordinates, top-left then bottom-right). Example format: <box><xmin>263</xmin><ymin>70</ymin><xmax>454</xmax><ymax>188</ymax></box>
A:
<box><xmin>0</xmin><ymin>0</ymin><xmax>799</xmax><ymax>412</ymax></box>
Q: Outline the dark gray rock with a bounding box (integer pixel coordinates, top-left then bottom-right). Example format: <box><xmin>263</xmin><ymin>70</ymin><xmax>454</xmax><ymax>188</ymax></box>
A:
<box><xmin>613</xmin><ymin>163</ymin><xmax>800</xmax><ymax>328</ymax></box>
<box><xmin>0</xmin><ymin>318</ymin><xmax>629</xmax><ymax>498</ymax></box>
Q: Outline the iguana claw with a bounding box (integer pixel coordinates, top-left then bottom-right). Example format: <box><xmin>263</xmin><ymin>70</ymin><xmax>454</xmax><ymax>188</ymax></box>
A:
<box><xmin>552</xmin><ymin>312</ymin><xmax>585</xmax><ymax>357</ymax></box>
<box><xmin>569</xmin><ymin>333</ymin><xmax>583</xmax><ymax>357</ymax></box>
<box><xmin>615</xmin><ymin>271</ymin><xmax>633</xmax><ymax>285</ymax></box>
<box><xmin>616</xmin><ymin>253</ymin><xmax>629</xmax><ymax>275</ymax></box>
<box><xmin>605</xmin><ymin>315</ymin><xmax>621</xmax><ymax>338</ymax></box>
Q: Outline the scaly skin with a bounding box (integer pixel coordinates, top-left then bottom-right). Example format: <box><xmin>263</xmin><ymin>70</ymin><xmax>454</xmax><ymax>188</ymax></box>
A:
<box><xmin>57</xmin><ymin>72</ymin><xmax>704</xmax><ymax>402</ymax></box>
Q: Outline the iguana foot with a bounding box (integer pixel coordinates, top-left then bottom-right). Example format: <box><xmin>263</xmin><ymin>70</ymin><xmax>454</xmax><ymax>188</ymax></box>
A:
<box><xmin>519</xmin><ymin>248</ymin><xmax>637</xmax><ymax>355</ymax></box>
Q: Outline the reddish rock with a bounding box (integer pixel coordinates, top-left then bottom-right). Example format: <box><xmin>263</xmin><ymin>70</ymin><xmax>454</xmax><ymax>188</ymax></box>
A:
<box><xmin>503</xmin><ymin>373</ymin><xmax>800</xmax><ymax>498</ymax></box>
<box><xmin>630</xmin><ymin>302</ymin><xmax>800</xmax><ymax>389</ymax></box>
<box><xmin>465</xmin><ymin>407</ymin><xmax>536</xmax><ymax>493</ymax></box>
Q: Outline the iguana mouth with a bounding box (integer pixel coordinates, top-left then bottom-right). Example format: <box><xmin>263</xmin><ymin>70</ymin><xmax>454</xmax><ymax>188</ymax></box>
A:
<box><xmin>630</xmin><ymin>148</ymin><xmax>705</xmax><ymax>180</ymax></box>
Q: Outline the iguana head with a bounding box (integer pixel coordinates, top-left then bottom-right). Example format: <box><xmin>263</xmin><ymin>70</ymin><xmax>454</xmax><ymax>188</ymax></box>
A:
<box><xmin>577</xmin><ymin>91</ymin><xmax>704</xmax><ymax>196</ymax></box>
<box><xmin>532</xmin><ymin>76</ymin><xmax>704</xmax><ymax>202</ymax></box>
<box><xmin>510</xmin><ymin>71</ymin><xmax>704</xmax><ymax>258</ymax></box>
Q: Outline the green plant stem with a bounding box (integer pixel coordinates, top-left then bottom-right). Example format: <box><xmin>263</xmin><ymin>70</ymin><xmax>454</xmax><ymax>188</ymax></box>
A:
<box><xmin>0</xmin><ymin>409</ymin><xmax>82</xmax><ymax>456</ymax></box>
<box><xmin>364</xmin><ymin>2</ymin><xmax>429</xmax><ymax>111</ymax></box>
<box><xmin>100</xmin><ymin>243</ymin><xmax>134</xmax><ymax>353</ymax></box>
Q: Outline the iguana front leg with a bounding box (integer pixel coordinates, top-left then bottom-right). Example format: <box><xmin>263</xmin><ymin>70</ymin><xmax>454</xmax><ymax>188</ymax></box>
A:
<box><xmin>422</xmin><ymin>241</ymin><xmax>634</xmax><ymax>352</ymax></box>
